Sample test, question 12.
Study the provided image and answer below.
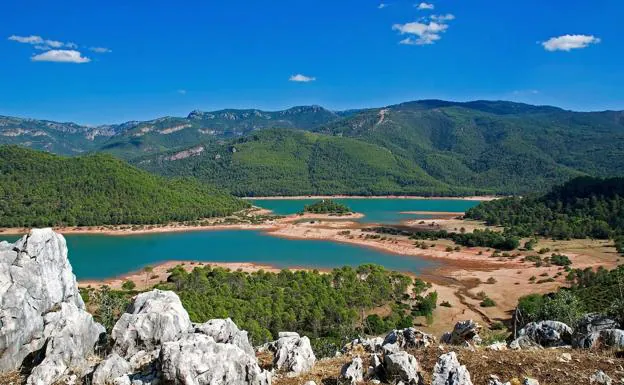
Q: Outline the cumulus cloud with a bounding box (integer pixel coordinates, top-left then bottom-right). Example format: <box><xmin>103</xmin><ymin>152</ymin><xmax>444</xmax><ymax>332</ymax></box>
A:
<box><xmin>417</xmin><ymin>2</ymin><xmax>434</xmax><ymax>10</ymax></box>
<box><xmin>289</xmin><ymin>74</ymin><xmax>316</xmax><ymax>82</ymax></box>
<box><xmin>542</xmin><ymin>34</ymin><xmax>601</xmax><ymax>52</ymax></box>
<box><xmin>31</xmin><ymin>50</ymin><xmax>91</xmax><ymax>63</ymax></box>
<box><xmin>393</xmin><ymin>15</ymin><xmax>453</xmax><ymax>45</ymax></box>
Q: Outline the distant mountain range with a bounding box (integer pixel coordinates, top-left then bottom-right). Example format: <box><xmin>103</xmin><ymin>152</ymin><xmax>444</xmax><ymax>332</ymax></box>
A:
<box><xmin>2</xmin><ymin>100</ymin><xmax>623</xmax><ymax>196</ymax></box>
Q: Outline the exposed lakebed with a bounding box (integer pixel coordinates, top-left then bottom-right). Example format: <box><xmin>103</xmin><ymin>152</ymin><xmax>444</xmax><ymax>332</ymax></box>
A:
<box><xmin>1</xmin><ymin>198</ymin><xmax>480</xmax><ymax>280</ymax></box>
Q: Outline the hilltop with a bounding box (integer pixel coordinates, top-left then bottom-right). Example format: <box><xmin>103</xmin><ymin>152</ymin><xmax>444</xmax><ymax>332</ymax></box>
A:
<box><xmin>0</xmin><ymin>145</ymin><xmax>248</xmax><ymax>227</ymax></box>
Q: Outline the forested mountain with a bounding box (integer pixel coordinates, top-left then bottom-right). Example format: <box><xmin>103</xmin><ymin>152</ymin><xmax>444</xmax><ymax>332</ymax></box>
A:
<box><xmin>0</xmin><ymin>146</ymin><xmax>248</xmax><ymax>227</ymax></box>
<box><xmin>316</xmin><ymin>100</ymin><xmax>624</xmax><ymax>194</ymax></box>
<box><xmin>0</xmin><ymin>106</ymin><xmax>343</xmax><ymax>158</ymax></box>
<box><xmin>465</xmin><ymin>176</ymin><xmax>624</xmax><ymax>240</ymax></box>
<box><xmin>134</xmin><ymin>129</ymin><xmax>471</xmax><ymax>196</ymax></box>
<box><xmin>2</xmin><ymin>100</ymin><xmax>623</xmax><ymax>196</ymax></box>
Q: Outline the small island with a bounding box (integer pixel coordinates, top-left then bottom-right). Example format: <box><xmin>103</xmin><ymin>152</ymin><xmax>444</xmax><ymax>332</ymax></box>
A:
<box><xmin>302</xmin><ymin>199</ymin><xmax>353</xmax><ymax>216</ymax></box>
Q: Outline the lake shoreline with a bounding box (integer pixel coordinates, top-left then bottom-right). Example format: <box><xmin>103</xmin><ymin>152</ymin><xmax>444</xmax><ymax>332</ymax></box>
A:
<box><xmin>245</xmin><ymin>195</ymin><xmax>500</xmax><ymax>201</ymax></box>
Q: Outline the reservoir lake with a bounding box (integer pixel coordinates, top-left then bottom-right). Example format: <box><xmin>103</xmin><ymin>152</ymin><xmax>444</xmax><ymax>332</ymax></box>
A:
<box><xmin>1</xmin><ymin>199</ymin><xmax>480</xmax><ymax>280</ymax></box>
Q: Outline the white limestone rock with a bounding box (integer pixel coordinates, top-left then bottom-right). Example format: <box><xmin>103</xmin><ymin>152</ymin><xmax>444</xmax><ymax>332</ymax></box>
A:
<box><xmin>160</xmin><ymin>333</ymin><xmax>270</xmax><ymax>385</ymax></box>
<box><xmin>383</xmin><ymin>351</ymin><xmax>422</xmax><ymax>385</ymax></box>
<box><xmin>194</xmin><ymin>318</ymin><xmax>254</xmax><ymax>357</ymax></box>
<box><xmin>271</xmin><ymin>332</ymin><xmax>316</xmax><ymax>374</ymax></box>
<box><xmin>383</xmin><ymin>328</ymin><xmax>434</xmax><ymax>350</ymax></box>
<box><xmin>431</xmin><ymin>352</ymin><xmax>473</xmax><ymax>385</ymax></box>
<box><xmin>111</xmin><ymin>290</ymin><xmax>192</xmax><ymax>358</ymax></box>
<box><xmin>341</xmin><ymin>356</ymin><xmax>364</xmax><ymax>384</ymax></box>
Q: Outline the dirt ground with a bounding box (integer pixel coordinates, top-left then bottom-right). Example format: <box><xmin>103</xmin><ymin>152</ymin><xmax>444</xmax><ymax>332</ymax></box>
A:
<box><xmin>273</xmin><ymin>347</ymin><xmax>623</xmax><ymax>385</ymax></box>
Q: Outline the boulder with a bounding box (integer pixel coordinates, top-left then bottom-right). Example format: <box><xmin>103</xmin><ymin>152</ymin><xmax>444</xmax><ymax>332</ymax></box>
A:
<box><xmin>345</xmin><ymin>337</ymin><xmax>384</xmax><ymax>353</ymax></box>
<box><xmin>517</xmin><ymin>321</ymin><xmax>572</xmax><ymax>347</ymax></box>
<box><xmin>383</xmin><ymin>328</ymin><xmax>434</xmax><ymax>350</ymax></box>
<box><xmin>431</xmin><ymin>352</ymin><xmax>473</xmax><ymax>385</ymax></box>
<box><xmin>92</xmin><ymin>353</ymin><xmax>132</xmax><ymax>385</ymax></box>
<box><xmin>111</xmin><ymin>290</ymin><xmax>192</xmax><ymax>358</ymax></box>
<box><xmin>340</xmin><ymin>356</ymin><xmax>364</xmax><ymax>384</ymax></box>
<box><xmin>194</xmin><ymin>318</ymin><xmax>254</xmax><ymax>357</ymax></box>
<box><xmin>578</xmin><ymin>329</ymin><xmax>624</xmax><ymax>349</ymax></box>
<box><xmin>509</xmin><ymin>336</ymin><xmax>543</xmax><ymax>351</ymax></box>
<box><xmin>0</xmin><ymin>229</ymin><xmax>105</xmax><ymax>385</ymax></box>
<box><xmin>271</xmin><ymin>332</ymin><xmax>316</xmax><ymax>374</ymax></box>
<box><xmin>589</xmin><ymin>370</ymin><xmax>613</xmax><ymax>385</ymax></box>
<box><xmin>383</xmin><ymin>351</ymin><xmax>422</xmax><ymax>385</ymax></box>
<box><xmin>523</xmin><ymin>378</ymin><xmax>539</xmax><ymax>385</ymax></box>
<box><xmin>160</xmin><ymin>333</ymin><xmax>270</xmax><ymax>385</ymax></box>
<box><xmin>440</xmin><ymin>320</ymin><xmax>482</xmax><ymax>346</ymax></box>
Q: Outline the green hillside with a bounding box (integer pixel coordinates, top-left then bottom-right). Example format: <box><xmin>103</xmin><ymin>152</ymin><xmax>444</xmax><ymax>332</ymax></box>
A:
<box><xmin>2</xmin><ymin>100</ymin><xmax>623</xmax><ymax>196</ymax></box>
<box><xmin>134</xmin><ymin>129</ymin><xmax>473</xmax><ymax>196</ymax></box>
<box><xmin>0</xmin><ymin>146</ymin><xmax>249</xmax><ymax>227</ymax></box>
<box><xmin>465</xmin><ymin>176</ymin><xmax>624</xmax><ymax>240</ymax></box>
<box><xmin>316</xmin><ymin>100</ymin><xmax>624</xmax><ymax>194</ymax></box>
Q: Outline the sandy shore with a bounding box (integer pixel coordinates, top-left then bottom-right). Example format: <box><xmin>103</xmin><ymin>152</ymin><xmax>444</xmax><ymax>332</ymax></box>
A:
<box><xmin>246</xmin><ymin>195</ymin><xmax>500</xmax><ymax>201</ymax></box>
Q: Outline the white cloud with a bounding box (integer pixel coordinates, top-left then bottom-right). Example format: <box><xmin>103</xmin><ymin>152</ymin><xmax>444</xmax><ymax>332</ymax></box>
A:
<box><xmin>393</xmin><ymin>16</ymin><xmax>452</xmax><ymax>45</ymax></box>
<box><xmin>378</xmin><ymin>3</ymin><xmax>388</xmax><ymax>9</ymax></box>
<box><xmin>9</xmin><ymin>34</ymin><xmax>110</xmax><ymax>61</ymax></box>
<box><xmin>9</xmin><ymin>35</ymin><xmax>43</xmax><ymax>44</ymax></box>
<box><xmin>430</xmin><ymin>13</ymin><xmax>455</xmax><ymax>21</ymax></box>
<box><xmin>417</xmin><ymin>2</ymin><xmax>434</xmax><ymax>10</ymax></box>
<box><xmin>542</xmin><ymin>34</ymin><xmax>600</xmax><ymax>52</ymax></box>
<box><xmin>90</xmin><ymin>46</ymin><xmax>112</xmax><ymax>53</ymax></box>
<box><xmin>289</xmin><ymin>74</ymin><xmax>316</xmax><ymax>82</ymax></box>
<box><xmin>177</xmin><ymin>89</ymin><xmax>187</xmax><ymax>95</ymax></box>
<box><xmin>31</xmin><ymin>50</ymin><xmax>91</xmax><ymax>63</ymax></box>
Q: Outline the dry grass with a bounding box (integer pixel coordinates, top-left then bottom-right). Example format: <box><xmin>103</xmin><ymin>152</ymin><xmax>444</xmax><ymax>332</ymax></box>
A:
<box><xmin>273</xmin><ymin>347</ymin><xmax>623</xmax><ymax>385</ymax></box>
<box><xmin>0</xmin><ymin>371</ymin><xmax>23</xmax><ymax>385</ymax></box>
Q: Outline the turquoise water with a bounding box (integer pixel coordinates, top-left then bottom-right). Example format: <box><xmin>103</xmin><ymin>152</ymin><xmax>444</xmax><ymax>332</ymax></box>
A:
<box><xmin>0</xmin><ymin>199</ymin><xmax>483</xmax><ymax>280</ymax></box>
<box><xmin>251</xmin><ymin>198</ymin><xmax>479</xmax><ymax>224</ymax></box>
<box><xmin>1</xmin><ymin>230</ymin><xmax>434</xmax><ymax>280</ymax></box>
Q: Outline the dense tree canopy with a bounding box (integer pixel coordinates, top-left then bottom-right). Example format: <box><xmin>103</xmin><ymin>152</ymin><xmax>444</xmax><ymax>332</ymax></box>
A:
<box><xmin>158</xmin><ymin>264</ymin><xmax>413</xmax><ymax>344</ymax></box>
<box><xmin>466</xmin><ymin>177</ymin><xmax>624</xmax><ymax>240</ymax></box>
<box><xmin>0</xmin><ymin>146</ymin><xmax>249</xmax><ymax>227</ymax></box>
<box><xmin>303</xmin><ymin>199</ymin><xmax>352</xmax><ymax>214</ymax></box>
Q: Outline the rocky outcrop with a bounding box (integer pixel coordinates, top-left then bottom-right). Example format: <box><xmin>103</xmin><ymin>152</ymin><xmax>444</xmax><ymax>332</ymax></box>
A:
<box><xmin>195</xmin><ymin>318</ymin><xmax>255</xmax><ymax>357</ymax></box>
<box><xmin>91</xmin><ymin>353</ymin><xmax>132</xmax><ymax>385</ymax></box>
<box><xmin>160</xmin><ymin>333</ymin><xmax>270</xmax><ymax>385</ymax></box>
<box><xmin>0</xmin><ymin>229</ymin><xmax>105</xmax><ymax>385</ymax></box>
<box><xmin>383</xmin><ymin>328</ymin><xmax>434</xmax><ymax>350</ymax></box>
<box><xmin>515</xmin><ymin>321</ymin><xmax>572</xmax><ymax>348</ymax></box>
<box><xmin>383</xmin><ymin>351</ymin><xmax>422</xmax><ymax>385</ymax></box>
<box><xmin>440</xmin><ymin>320</ymin><xmax>482</xmax><ymax>346</ymax></box>
<box><xmin>96</xmin><ymin>289</ymin><xmax>271</xmax><ymax>385</ymax></box>
<box><xmin>431</xmin><ymin>352</ymin><xmax>473</xmax><ymax>385</ymax></box>
<box><xmin>573</xmin><ymin>314</ymin><xmax>624</xmax><ymax>349</ymax></box>
<box><xmin>112</xmin><ymin>289</ymin><xmax>193</xmax><ymax>358</ymax></box>
<box><xmin>340</xmin><ymin>356</ymin><xmax>364</xmax><ymax>384</ymax></box>
<box><xmin>270</xmin><ymin>332</ymin><xmax>316</xmax><ymax>374</ymax></box>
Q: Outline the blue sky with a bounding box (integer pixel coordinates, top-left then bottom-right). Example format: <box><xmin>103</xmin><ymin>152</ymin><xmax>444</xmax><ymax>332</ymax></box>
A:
<box><xmin>1</xmin><ymin>0</ymin><xmax>621</xmax><ymax>125</ymax></box>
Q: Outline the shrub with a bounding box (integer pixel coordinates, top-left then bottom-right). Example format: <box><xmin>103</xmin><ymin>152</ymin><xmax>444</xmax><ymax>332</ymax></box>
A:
<box><xmin>480</xmin><ymin>297</ymin><xmax>496</xmax><ymax>307</ymax></box>
<box><xmin>121</xmin><ymin>280</ymin><xmax>136</xmax><ymax>291</ymax></box>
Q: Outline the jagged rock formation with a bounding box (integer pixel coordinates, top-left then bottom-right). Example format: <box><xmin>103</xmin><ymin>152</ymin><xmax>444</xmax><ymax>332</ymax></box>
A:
<box><xmin>269</xmin><ymin>332</ymin><xmax>316</xmax><ymax>375</ymax></box>
<box><xmin>515</xmin><ymin>321</ymin><xmax>573</xmax><ymax>348</ymax></box>
<box><xmin>383</xmin><ymin>351</ymin><xmax>422</xmax><ymax>385</ymax></box>
<box><xmin>340</xmin><ymin>356</ymin><xmax>364</xmax><ymax>384</ymax></box>
<box><xmin>431</xmin><ymin>352</ymin><xmax>473</xmax><ymax>385</ymax></box>
<box><xmin>573</xmin><ymin>314</ymin><xmax>624</xmax><ymax>349</ymax></box>
<box><xmin>0</xmin><ymin>229</ymin><xmax>105</xmax><ymax>385</ymax></box>
<box><xmin>96</xmin><ymin>289</ymin><xmax>271</xmax><ymax>385</ymax></box>
<box><xmin>383</xmin><ymin>328</ymin><xmax>434</xmax><ymax>350</ymax></box>
<box><xmin>440</xmin><ymin>320</ymin><xmax>482</xmax><ymax>346</ymax></box>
